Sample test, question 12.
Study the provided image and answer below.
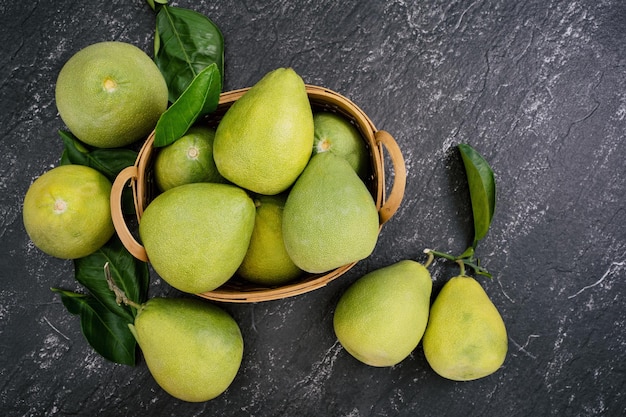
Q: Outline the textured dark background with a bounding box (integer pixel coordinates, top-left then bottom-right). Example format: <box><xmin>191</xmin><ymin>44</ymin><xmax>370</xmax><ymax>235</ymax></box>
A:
<box><xmin>2</xmin><ymin>0</ymin><xmax>626</xmax><ymax>416</ymax></box>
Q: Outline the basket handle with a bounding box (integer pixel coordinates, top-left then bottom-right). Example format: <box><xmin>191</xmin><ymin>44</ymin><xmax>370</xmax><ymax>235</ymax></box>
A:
<box><xmin>376</xmin><ymin>130</ymin><xmax>406</xmax><ymax>224</ymax></box>
<box><xmin>110</xmin><ymin>166</ymin><xmax>149</xmax><ymax>262</ymax></box>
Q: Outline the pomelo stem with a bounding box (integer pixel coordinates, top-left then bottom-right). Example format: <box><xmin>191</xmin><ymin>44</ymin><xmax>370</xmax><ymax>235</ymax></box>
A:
<box><xmin>423</xmin><ymin>249</ymin><xmax>435</xmax><ymax>268</ymax></box>
<box><xmin>456</xmin><ymin>260</ymin><xmax>466</xmax><ymax>276</ymax></box>
<box><xmin>422</xmin><ymin>248</ymin><xmax>492</xmax><ymax>278</ymax></box>
<box><xmin>424</xmin><ymin>248</ymin><xmax>456</xmax><ymax>262</ymax></box>
<box><xmin>104</xmin><ymin>262</ymin><xmax>142</xmax><ymax>310</ymax></box>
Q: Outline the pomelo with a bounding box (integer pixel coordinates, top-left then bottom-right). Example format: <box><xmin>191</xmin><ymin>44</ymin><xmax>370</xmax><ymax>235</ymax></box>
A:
<box><xmin>313</xmin><ymin>112</ymin><xmax>371</xmax><ymax>180</ymax></box>
<box><xmin>55</xmin><ymin>41</ymin><xmax>168</xmax><ymax>148</ymax></box>
<box><xmin>22</xmin><ymin>164</ymin><xmax>114</xmax><ymax>259</ymax></box>
<box><xmin>130</xmin><ymin>297</ymin><xmax>244</xmax><ymax>402</ymax></box>
<box><xmin>422</xmin><ymin>275</ymin><xmax>508</xmax><ymax>380</ymax></box>
<box><xmin>139</xmin><ymin>183</ymin><xmax>256</xmax><ymax>294</ymax></box>
<box><xmin>282</xmin><ymin>152</ymin><xmax>379</xmax><ymax>273</ymax></box>
<box><xmin>237</xmin><ymin>194</ymin><xmax>302</xmax><ymax>286</ymax></box>
<box><xmin>154</xmin><ymin>125</ymin><xmax>225</xmax><ymax>192</ymax></box>
<box><xmin>333</xmin><ymin>260</ymin><xmax>432</xmax><ymax>367</ymax></box>
<box><xmin>213</xmin><ymin>68</ymin><xmax>313</xmax><ymax>195</ymax></box>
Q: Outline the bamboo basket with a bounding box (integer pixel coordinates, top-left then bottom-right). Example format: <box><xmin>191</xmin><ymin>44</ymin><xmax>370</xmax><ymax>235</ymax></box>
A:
<box><xmin>110</xmin><ymin>85</ymin><xmax>406</xmax><ymax>303</ymax></box>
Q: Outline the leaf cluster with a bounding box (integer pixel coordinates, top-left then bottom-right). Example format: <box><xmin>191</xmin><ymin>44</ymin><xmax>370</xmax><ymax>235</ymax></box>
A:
<box><xmin>52</xmin><ymin>237</ymin><xmax>149</xmax><ymax>365</ymax></box>
<box><xmin>151</xmin><ymin>3</ymin><xmax>224</xmax><ymax>147</ymax></box>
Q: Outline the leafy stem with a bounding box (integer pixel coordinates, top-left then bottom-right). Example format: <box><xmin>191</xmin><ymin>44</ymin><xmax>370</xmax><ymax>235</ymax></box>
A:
<box><xmin>423</xmin><ymin>144</ymin><xmax>496</xmax><ymax>279</ymax></box>
<box><xmin>104</xmin><ymin>262</ymin><xmax>143</xmax><ymax>311</ymax></box>
<box><xmin>423</xmin><ymin>248</ymin><xmax>492</xmax><ymax>278</ymax></box>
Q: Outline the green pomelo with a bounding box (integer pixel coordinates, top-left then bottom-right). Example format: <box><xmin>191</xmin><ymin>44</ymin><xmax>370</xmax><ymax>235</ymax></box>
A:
<box><xmin>55</xmin><ymin>41</ymin><xmax>168</xmax><ymax>148</ymax></box>
<box><xmin>333</xmin><ymin>260</ymin><xmax>433</xmax><ymax>367</ymax></box>
<box><xmin>154</xmin><ymin>125</ymin><xmax>225</xmax><ymax>192</ymax></box>
<box><xmin>139</xmin><ymin>183</ymin><xmax>256</xmax><ymax>294</ymax></box>
<box><xmin>130</xmin><ymin>297</ymin><xmax>244</xmax><ymax>402</ymax></box>
<box><xmin>22</xmin><ymin>164</ymin><xmax>114</xmax><ymax>259</ymax></box>
<box><xmin>237</xmin><ymin>194</ymin><xmax>303</xmax><ymax>286</ymax></box>
<box><xmin>422</xmin><ymin>275</ymin><xmax>508</xmax><ymax>381</ymax></box>
<box><xmin>282</xmin><ymin>152</ymin><xmax>379</xmax><ymax>273</ymax></box>
<box><xmin>313</xmin><ymin>112</ymin><xmax>371</xmax><ymax>180</ymax></box>
<box><xmin>213</xmin><ymin>68</ymin><xmax>313</xmax><ymax>195</ymax></box>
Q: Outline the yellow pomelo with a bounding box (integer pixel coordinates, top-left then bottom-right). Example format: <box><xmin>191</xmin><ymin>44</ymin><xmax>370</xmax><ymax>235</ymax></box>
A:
<box><xmin>22</xmin><ymin>164</ymin><xmax>114</xmax><ymax>259</ymax></box>
<box><xmin>55</xmin><ymin>41</ymin><xmax>168</xmax><ymax>148</ymax></box>
<box><xmin>154</xmin><ymin>126</ymin><xmax>225</xmax><ymax>192</ymax></box>
<box><xmin>237</xmin><ymin>194</ymin><xmax>303</xmax><ymax>286</ymax></box>
<box><xmin>422</xmin><ymin>275</ymin><xmax>508</xmax><ymax>381</ymax></box>
<box><xmin>213</xmin><ymin>67</ymin><xmax>313</xmax><ymax>195</ymax></box>
<box><xmin>139</xmin><ymin>183</ymin><xmax>256</xmax><ymax>294</ymax></box>
<box><xmin>333</xmin><ymin>260</ymin><xmax>432</xmax><ymax>367</ymax></box>
<box><xmin>313</xmin><ymin>112</ymin><xmax>371</xmax><ymax>180</ymax></box>
<box><xmin>130</xmin><ymin>297</ymin><xmax>243</xmax><ymax>402</ymax></box>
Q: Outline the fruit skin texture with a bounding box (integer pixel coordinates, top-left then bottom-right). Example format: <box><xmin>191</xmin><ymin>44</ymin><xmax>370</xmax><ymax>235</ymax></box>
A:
<box><xmin>55</xmin><ymin>41</ymin><xmax>168</xmax><ymax>148</ymax></box>
<box><xmin>333</xmin><ymin>260</ymin><xmax>432</xmax><ymax>367</ymax></box>
<box><xmin>422</xmin><ymin>275</ymin><xmax>508</xmax><ymax>381</ymax></box>
<box><xmin>213</xmin><ymin>67</ymin><xmax>313</xmax><ymax>195</ymax></box>
<box><xmin>237</xmin><ymin>194</ymin><xmax>303</xmax><ymax>286</ymax></box>
<box><xmin>282</xmin><ymin>152</ymin><xmax>379</xmax><ymax>273</ymax></box>
<box><xmin>154</xmin><ymin>125</ymin><xmax>225</xmax><ymax>192</ymax></box>
<box><xmin>313</xmin><ymin>112</ymin><xmax>371</xmax><ymax>180</ymax></box>
<box><xmin>22</xmin><ymin>164</ymin><xmax>114</xmax><ymax>259</ymax></box>
<box><xmin>138</xmin><ymin>183</ymin><xmax>256</xmax><ymax>294</ymax></box>
<box><xmin>130</xmin><ymin>297</ymin><xmax>244</xmax><ymax>402</ymax></box>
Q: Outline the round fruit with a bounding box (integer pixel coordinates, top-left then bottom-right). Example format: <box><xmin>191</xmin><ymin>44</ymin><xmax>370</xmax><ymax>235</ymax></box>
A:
<box><xmin>55</xmin><ymin>41</ymin><xmax>168</xmax><ymax>148</ymax></box>
<box><xmin>138</xmin><ymin>183</ymin><xmax>256</xmax><ymax>294</ymax></box>
<box><xmin>237</xmin><ymin>194</ymin><xmax>302</xmax><ymax>286</ymax></box>
<box><xmin>154</xmin><ymin>126</ymin><xmax>225</xmax><ymax>192</ymax></box>
<box><xmin>22</xmin><ymin>164</ymin><xmax>115</xmax><ymax>259</ymax></box>
<box><xmin>313</xmin><ymin>112</ymin><xmax>370</xmax><ymax>180</ymax></box>
<box><xmin>333</xmin><ymin>260</ymin><xmax>432</xmax><ymax>367</ymax></box>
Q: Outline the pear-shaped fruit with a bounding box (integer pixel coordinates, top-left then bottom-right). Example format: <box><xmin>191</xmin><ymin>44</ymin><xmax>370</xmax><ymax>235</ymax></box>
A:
<box><xmin>139</xmin><ymin>183</ymin><xmax>256</xmax><ymax>294</ymax></box>
<box><xmin>237</xmin><ymin>193</ymin><xmax>303</xmax><ymax>286</ymax></box>
<box><xmin>130</xmin><ymin>297</ymin><xmax>244</xmax><ymax>402</ymax></box>
<box><xmin>213</xmin><ymin>67</ymin><xmax>313</xmax><ymax>195</ymax></box>
<box><xmin>333</xmin><ymin>260</ymin><xmax>432</xmax><ymax>367</ymax></box>
<box><xmin>282</xmin><ymin>152</ymin><xmax>379</xmax><ymax>273</ymax></box>
<box><xmin>313</xmin><ymin>112</ymin><xmax>371</xmax><ymax>180</ymax></box>
<box><xmin>422</xmin><ymin>275</ymin><xmax>508</xmax><ymax>381</ymax></box>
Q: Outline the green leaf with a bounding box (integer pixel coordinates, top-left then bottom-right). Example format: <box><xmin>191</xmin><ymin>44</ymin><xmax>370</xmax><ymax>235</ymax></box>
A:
<box><xmin>58</xmin><ymin>130</ymin><xmax>138</xmax><ymax>183</ymax></box>
<box><xmin>146</xmin><ymin>0</ymin><xmax>168</xmax><ymax>11</ymax></box>
<box><xmin>51</xmin><ymin>289</ymin><xmax>138</xmax><ymax>366</ymax></box>
<box><xmin>154</xmin><ymin>5</ymin><xmax>224</xmax><ymax>102</ymax></box>
<box><xmin>458</xmin><ymin>143</ymin><xmax>496</xmax><ymax>246</ymax></box>
<box><xmin>53</xmin><ymin>236</ymin><xmax>149</xmax><ymax>365</ymax></box>
<box><xmin>153</xmin><ymin>63</ymin><xmax>221</xmax><ymax>147</ymax></box>
<box><xmin>73</xmin><ymin>235</ymin><xmax>149</xmax><ymax>322</ymax></box>
<box><xmin>59</xmin><ymin>130</ymin><xmax>137</xmax><ymax>214</ymax></box>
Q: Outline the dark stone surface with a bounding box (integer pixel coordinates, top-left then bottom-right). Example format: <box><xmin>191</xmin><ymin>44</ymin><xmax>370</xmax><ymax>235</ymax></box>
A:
<box><xmin>2</xmin><ymin>0</ymin><xmax>625</xmax><ymax>415</ymax></box>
